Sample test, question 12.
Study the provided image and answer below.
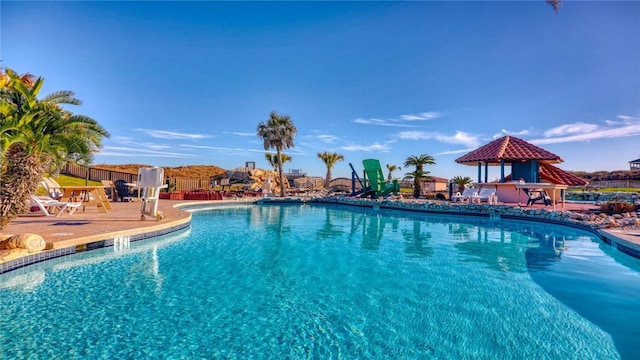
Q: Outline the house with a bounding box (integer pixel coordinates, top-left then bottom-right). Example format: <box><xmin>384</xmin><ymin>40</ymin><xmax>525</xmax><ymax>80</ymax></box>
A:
<box><xmin>420</xmin><ymin>176</ymin><xmax>449</xmax><ymax>193</ymax></box>
<box><xmin>629</xmin><ymin>156</ymin><xmax>640</xmax><ymax>171</ymax></box>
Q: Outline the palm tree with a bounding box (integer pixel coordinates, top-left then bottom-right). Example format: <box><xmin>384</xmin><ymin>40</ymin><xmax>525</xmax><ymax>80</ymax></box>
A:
<box><xmin>546</xmin><ymin>0</ymin><xmax>561</xmax><ymax>12</ymax></box>
<box><xmin>451</xmin><ymin>175</ymin><xmax>473</xmax><ymax>193</ymax></box>
<box><xmin>317</xmin><ymin>151</ymin><xmax>344</xmax><ymax>187</ymax></box>
<box><xmin>256</xmin><ymin>110</ymin><xmax>297</xmax><ymax>197</ymax></box>
<box><xmin>386</xmin><ymin>164</ymin><xmax>401</xmax><ymax>181</ymax></box>
<box><xmin>265</xmin><ymin>152</ymin><xmax>292</xmax><ymax>171</ymax></box>
<box><xmin>404</xmin><ymin>154</ymin><xmax>436</xmax><ymax>198</ymax></box>
<box><xmin>0</xmin><ymin>68</ymin><xmax>109</xmax><ymax>229</ymax></box>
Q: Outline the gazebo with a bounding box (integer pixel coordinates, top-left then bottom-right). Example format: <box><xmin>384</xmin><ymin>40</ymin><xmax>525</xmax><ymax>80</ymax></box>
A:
<box><xmin>455</xmin><ymin>136</ymin><xmax>587</xmax><ymax>204</ymax></box>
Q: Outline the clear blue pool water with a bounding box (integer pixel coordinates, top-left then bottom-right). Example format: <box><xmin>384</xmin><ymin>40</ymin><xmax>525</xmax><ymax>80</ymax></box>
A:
<box><xmin>1</xmin><ymin>203</ymin><xmax>639</xmax><ymax>359</ymax></box>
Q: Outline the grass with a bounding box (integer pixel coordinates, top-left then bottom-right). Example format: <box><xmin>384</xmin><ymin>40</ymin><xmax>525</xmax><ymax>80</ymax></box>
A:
<box><xmin>568</xmin><ymin>188</ymin><xmax>640</xmax><ymax>193</ymax></box>
<box><xmin>52</xmin><ymin>174</ymin><xmax>102</xmax><ymax>187</ymax></box>
<box><xmin>37</xmin><ymin>175</ymin><xmax>102</xmax><ymax>196</ymax></box>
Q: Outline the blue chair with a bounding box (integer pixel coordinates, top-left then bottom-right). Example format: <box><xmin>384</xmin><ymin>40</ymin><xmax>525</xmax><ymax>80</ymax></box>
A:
<box><xmin>114</xmin><ymin>179</ymin><xmax>138</xmax><ymax>202</ymax></box>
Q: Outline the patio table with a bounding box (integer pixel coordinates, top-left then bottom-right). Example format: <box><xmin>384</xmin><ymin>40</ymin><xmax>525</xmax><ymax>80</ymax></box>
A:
<box><xmin>59</xmin><ymin>186</ymin><xmax>112</xmax><ymax>213</ymax></box>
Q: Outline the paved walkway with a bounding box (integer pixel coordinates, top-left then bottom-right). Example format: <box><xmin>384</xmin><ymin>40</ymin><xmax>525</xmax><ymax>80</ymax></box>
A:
<box><xmin>4</xmin><ymin>200</ymin><xmax>191</xmax><ymax>247</ymax></box>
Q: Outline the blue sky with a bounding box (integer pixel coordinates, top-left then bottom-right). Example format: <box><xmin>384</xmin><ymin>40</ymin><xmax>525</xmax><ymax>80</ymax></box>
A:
<box><xmin>2</xmin><ymin>1</ymin><xmax>639</xmax><ymax>181</ymax></box>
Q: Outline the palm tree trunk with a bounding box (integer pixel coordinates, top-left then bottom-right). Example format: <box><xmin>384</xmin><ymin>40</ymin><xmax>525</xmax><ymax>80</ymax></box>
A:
<box><xmin>325</xmin><ymin>169</ymin><xmax>332</xmax><ymax>188</ymax></box>
<box><xmin>276</xmin><ymin>148</ymin><xmax>286</xmax><ymax>197</ymax></box>
<box><xmin>0</xmin><ymin>146</ymin><xmax>46</xmax><ymax>230</ymax></box>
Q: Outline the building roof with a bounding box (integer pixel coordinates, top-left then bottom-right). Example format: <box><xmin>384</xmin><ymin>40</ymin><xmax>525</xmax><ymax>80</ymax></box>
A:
<box><xmin>629</xmin><ymin>158</ymin><xmax>640</xmax><ymax>164</ymax></box>
<box><xmin>539</xmin><ymin>163</ymin><xmax>588</xmax><ymax>186</ymax></box>
<box><xmin>455</xmin><ymin>136</ymin><xmax>563</xmax><ymax>165</ymax></box>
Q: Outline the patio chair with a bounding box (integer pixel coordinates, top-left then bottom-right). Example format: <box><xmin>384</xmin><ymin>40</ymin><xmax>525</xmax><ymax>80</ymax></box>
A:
<box><xmin>526</xmin><ymin>189</ymin><xmax>552</xmax><ymax>206</ymax></box>
<box><xmin>471</xmin><ymin>188</ymin><xmax>497</xmax><ymax>204</ymax></box>
<box><xmin>25</xmin><ymin>195</ymin><xmax>81</xmax><ymax>217</ymax></box>
<box><xmin>451</xmin><ymin>188</ymin><xmax>477</xmax><ymax>202</ymax></box>
<box><xmin>41</xmin><ymin>177</ymin><xmax>64</xmax><ymax>200</ymax></box>
<box><xmin>114</xmin><ymin>179</ymin><xmax>138</xmax><ymax>202</ymax></box>
<box><xmin>362</xmin><ymin>159</ymin><xmax>399</xmax><ymax>198</ymax></box>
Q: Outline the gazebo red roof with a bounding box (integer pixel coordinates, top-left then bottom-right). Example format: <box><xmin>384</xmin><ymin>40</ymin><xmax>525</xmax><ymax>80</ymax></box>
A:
<box><xmin>504</xmin><ymin>163</ymin><xmax>588</xmax><ymax>186</ymax></box>
<box><xmin>455</xmin><ymin>136</ymin><xmax>563</xmax><ymax>165</ymax></box>
<box><xmin>539</xmin><ymin>163</ymin><xmax>588</xmax><ymax>186</ymax></box>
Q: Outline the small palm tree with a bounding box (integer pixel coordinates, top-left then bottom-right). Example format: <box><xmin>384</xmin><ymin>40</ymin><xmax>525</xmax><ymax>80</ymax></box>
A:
<box><xmin>403</xmin><ymin>169</ymin><xmax>431</xmax><ymax>198</ymax></box>
<box><xmin>451</xmin><ymin>176</ymin><xmax>473</xmax><ymax>193</ymax></box>
<box><xmin>404</xmin><ymin>154</ymin><xmax>436</xmax><ymax>198</ymax></box>
<box><xmin>386</xmin><ymin>164</ymin><xmax>401</xmax><ymax>181</ymax></box>
<box><xmin>0</xmin><ymin>68</ymin><xmax>109</xmax><ymax>229</ymax></box>
<box><xmin>257</xmin><ymin>110</ymin><xmax>297</xmax><ymax>197</ymax></box>
<box><xmin>265</xmin><ymin>152</ymin><xmax>292</xmax><ymax>171</ymax></box>
<box><xmin>317</xmin><ymin>151</ymin><xmax>344</xmax><ymax>187</ymax></box>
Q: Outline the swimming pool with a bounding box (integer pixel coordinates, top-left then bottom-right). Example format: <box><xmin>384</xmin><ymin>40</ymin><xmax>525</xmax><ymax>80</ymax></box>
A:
<box><xmin>1</xmin><ymin>203</ymin><xmax>639</xmax><ymax>359</ymax></box>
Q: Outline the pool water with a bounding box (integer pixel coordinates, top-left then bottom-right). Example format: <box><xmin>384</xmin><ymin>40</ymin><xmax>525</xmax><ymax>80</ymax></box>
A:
<box><xmin>1</xmin><ymin>204</ymin><xmax>639</xmax><ymax>359</ymax></box>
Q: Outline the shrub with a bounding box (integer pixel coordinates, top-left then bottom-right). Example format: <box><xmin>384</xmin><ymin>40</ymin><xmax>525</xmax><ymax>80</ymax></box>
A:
<box><xmin>599</xmin><ymin>201</ymin><xmax>635</xmax><ymax>215</ymax></box>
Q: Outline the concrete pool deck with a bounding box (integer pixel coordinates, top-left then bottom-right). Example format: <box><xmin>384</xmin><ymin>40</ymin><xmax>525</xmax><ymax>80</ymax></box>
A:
<box><xmin>1</xmin><ymin>198</ymin><xmax>639</xmax><ymax>274</ymax></box>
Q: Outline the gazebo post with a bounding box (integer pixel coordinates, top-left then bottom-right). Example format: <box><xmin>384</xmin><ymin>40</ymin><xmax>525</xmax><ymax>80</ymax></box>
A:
<box><xmin>477</xmin><ymin>162</ymin><xmax>481</xmax><ymax>183</ymax></box>
<box><xmin>484</xmin><ymin>162</ymin><xmax>488</xmax><ymax>183</ymax></box>
<box><xmin>500</xmin><ymin>159</ymin><xmax>505</xmax><ymax>183</ymax></box>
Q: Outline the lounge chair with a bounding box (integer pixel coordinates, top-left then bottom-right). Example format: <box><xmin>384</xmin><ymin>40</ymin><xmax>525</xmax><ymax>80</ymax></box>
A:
<box><xmin>41</xmin><ymin>177</ymin><xmax>64</xmax><ymax>200</ymax></box>
<box><xmin>451</xmin><ymin>188</ymin><xmax>477</xmax><ymax>202</ymax></box>
<box><xmin>25</xmin><ymin>195</ymin><xmax>81</xmax><ymax>217</ymax></box>
<box><xmin>471</xmin><ymin>188</ymin><xmax>497</xmax><ymax>204</ymax></box>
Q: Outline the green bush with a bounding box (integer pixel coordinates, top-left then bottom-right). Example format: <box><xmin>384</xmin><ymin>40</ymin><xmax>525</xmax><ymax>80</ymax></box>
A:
<box><xmin>599</xmin><ymin>201</ymin><xmax>636</xmax><ymax>215</ymax></box>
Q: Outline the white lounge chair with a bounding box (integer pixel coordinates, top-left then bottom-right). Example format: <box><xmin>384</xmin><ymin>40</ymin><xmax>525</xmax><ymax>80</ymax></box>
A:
<box><xmin>41</xmin><ymin>177</ymin><xmax>64</xmax><ymax>200</ymax></box>
<box><xmin>471</xmin><ymin>188</ymin><xmax>497</xmax><ymax>204</ymax></box>
<box><xmin>451</xmin><ymin>188</ymin><xmax>477</xmax><ymax>202</ymax></box>
<box><xmin>24</xmin><ymin>195</ymin><xmax>81</xmax><ymax>217</ymax></box>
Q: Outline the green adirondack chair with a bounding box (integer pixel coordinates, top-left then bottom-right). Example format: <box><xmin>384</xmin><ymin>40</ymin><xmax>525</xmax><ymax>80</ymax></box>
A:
<box><xmin>362</xmin><ymin>159</ymin><xmax>399</xmax><ymax>198</ymax></box>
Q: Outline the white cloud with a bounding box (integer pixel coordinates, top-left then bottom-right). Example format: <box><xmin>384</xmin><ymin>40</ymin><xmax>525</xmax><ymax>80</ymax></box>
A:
<box><xmin>354</xmin><ymin>118</ymin><xmax>413</xmax><ymax>127</ymax></box>
<box><xmin>97</xmin><ymin>146</ymin><xmax>197</xmax><ymax>158</ymax></box>
<box><xmin>435</xmin><ymin>131</ymin><xmax>480</xmax><ymax>148</ymax></box>
<box><xmin>400</xmin><ymin>112</ymin><xmax>440</xmax><ymax>121</ymax></box>
<box><xmin>543</xmin><ymin>122</ymin><xmax>599</xmax><ymax>137</ymax></box>
<box><xmin>231</xmin><ymin>132</ymin><xmax>254</xmax><ymax>136</ymax></box>
<box><xmin>397</xmin><ymin>131</ymin><xmax>430</xmax><ymax>140</ymax></box>
<box><xmin>133</xmin><ymin>128</ymin><xmax>210</xmax><ymax>139</ymax></box>
<box><xmin>340</xmin><ymin>143</ymin><xmax>391</xmax><ymax>152</ymax></box>
<box><xmin>532</xmin><ymin>115</ymin><xmax>640</xmax><ymax>145</ymax></box>
<box><xmin>318</xmin><ymin>134</ymin><xmax>339</xmax><ymax>143</ymax></box>
<box><xmin>493</xmin><ymin>129</ymin><xmax>530</xmax><ymax>139</ymax></box>
<box><xmin>180</xmin><ymin>144</ymin><xmax>265</xmax><ymax>153</ymax></box>
<box><xmin>436</xmin><ymin>148</ymin><xmax>476</xmax><ymax>156</ymax></box>
<box><xmin>397</xmin><ymin>130</ymin><xmax>479</xmax><ymax>148</ymax></box>
<box><xmin>354</xmin><ymin>111</ymin><xmax>440</xmax><ymax>127</ymax></box>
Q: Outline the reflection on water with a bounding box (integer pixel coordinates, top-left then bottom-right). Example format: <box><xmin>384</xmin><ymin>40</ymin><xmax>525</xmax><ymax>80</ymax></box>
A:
<box><xmin>402</xmin><ymin>221</ymin><xmax>433</xmax><ymax>258</ymax></box>
<box><xmin>525</xmin><ymin>233</ymin><xmax>566</xmax><ymax>270</ymax></box>
<box><xmin>454</xmin><ymin>227</ymin><xmax>530</xmax><ymax>273</ymax></box>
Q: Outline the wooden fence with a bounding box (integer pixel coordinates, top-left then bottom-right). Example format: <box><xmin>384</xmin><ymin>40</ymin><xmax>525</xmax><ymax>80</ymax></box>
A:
<box><xmin>168</xmin><ymin>177</ymin><xmax>213</xmax><ymax>191</ymax></box>
<box><xmin>62</xmin><ymin>164</ymin><xmax>219</xmax><ymax>192</ymax></box>
<box><xmin>61</xmin><ymin>163</ymin><xmax>137</xmax><ymax>183</ymax></box>
<box><xmin>585</xmin><ymin>180</ymin><xmax>640</xmax><ymax>189</ymax></box>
